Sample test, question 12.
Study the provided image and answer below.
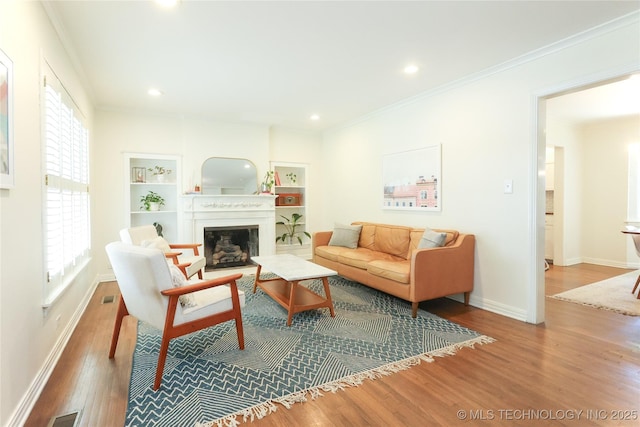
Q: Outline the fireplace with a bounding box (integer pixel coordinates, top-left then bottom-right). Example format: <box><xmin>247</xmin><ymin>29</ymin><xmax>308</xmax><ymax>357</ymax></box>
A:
<box><xmin>204</xmin><ymin>225</ymin><xmax>259</xmax><ymax>270</ymax></box>
<box><xmin>181</xmin><ymin>194</ymin><xmax>277</xmax><ymax>271</ymax></box>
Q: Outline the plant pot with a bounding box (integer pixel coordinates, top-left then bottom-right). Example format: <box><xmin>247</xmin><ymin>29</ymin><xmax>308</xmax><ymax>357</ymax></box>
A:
<box><xmin>155</xmin><ymin>174</ymin><xmax>165</xmax><ymax>183</ymax></box>
<box><xmin>149</xmin><ymin>202</ymin><xmax>160</xmax><ymax>211</ymax></box>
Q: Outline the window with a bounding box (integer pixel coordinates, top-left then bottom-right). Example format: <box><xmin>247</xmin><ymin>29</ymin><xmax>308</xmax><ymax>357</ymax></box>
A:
<box><xmin>42</xmin><ymin>67</ymin><xmax>90</xmax><ymax>307</ymax></box>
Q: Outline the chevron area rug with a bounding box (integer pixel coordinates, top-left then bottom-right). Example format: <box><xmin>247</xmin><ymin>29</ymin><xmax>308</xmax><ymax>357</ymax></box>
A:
<box><xmin>125</xmin><ymin>275</ymin><xmax>494</xmax><ymax>427</ymax></box>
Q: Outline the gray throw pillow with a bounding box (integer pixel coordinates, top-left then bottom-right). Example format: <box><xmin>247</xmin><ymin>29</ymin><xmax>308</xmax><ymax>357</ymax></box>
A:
<box><xmin>418</xmin><ymin>227</ymin><xmax>447</xmax><ymax>249</ymax></box>
<box><xmin>328</xmin><ymin>223</ymin><xmax>362</xmax><ymax>248</ymax></box>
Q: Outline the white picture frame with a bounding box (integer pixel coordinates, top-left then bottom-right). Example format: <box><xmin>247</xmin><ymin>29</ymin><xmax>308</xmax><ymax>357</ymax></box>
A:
<box><xmin>382</xmin><ymin>144</ymin><xmax>441</xmax><ymax>211</ymax></box>
<box><xmin>0</xmin><ymin>48</ymin><xmax>14</xmax><ymax>189</ymax></box>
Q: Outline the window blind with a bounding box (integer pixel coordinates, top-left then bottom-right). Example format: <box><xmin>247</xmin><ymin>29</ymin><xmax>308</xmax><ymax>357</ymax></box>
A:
<box><xmin>43</xmin><ymin>73</ymin><xmax>90</xmax><ymax>306</ymax></box>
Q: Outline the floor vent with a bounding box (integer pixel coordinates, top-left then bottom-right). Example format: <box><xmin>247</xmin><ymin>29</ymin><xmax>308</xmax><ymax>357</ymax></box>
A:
<box><xmin>102</xmin><ymin>295</ymin><xmax>116</xmax><ymax>304</ymax></box>
<box><xmin>48</xmin><ymin>411</ymin><xmax>80</xmax><ymax>427</ymax></box>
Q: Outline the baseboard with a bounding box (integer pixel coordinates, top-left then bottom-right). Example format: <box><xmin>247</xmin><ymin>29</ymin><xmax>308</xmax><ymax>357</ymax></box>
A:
<box><xmin>448</xmin><ymin>294</ymin><xmax>528</xmax><ymax>322</ymax></box>
<box><xmin>580</xmin><ymin>257</ymin><xmax>637</xmax><ymax>269</ymax></box>
<box><xmin>6</xmin><ymin>276</ymin><xmax>101</xmax><ymax>427</ymax></box>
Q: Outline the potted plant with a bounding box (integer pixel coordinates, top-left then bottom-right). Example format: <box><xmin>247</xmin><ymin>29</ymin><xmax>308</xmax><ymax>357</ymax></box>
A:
<box><xmin>140</xmin><ymin>191</ymin><xmax>165</xmax><ymax>211</ymax></box>
<box><xmin>276</xmin><ymin>213</ymin><xmax>311</xmax><ymax>245</ymax></box>
<box><xmin>260</xmin><ymin>171</ymin><xmax>275</xmax><ymax>193</ymax></box>
<box><xmin>148</xmin><ymin>165</ymin><xmax>172</xmax><ymax>182</ymax></box>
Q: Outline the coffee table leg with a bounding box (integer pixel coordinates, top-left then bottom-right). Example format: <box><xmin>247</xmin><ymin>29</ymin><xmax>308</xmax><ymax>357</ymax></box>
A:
<box><xmin>252</xmin><ymin>264</ymin><xmax>262</xmax><ymax>294</ymax></box>
<box><xmin>287</xmin><ymin>280</ymin><xmax>297</xmax><ymax>326</ymax></box>
<box><xmin>322</xmin><ymin>277</ymin><xmax>335</xmax><ymax>317</ymax></box>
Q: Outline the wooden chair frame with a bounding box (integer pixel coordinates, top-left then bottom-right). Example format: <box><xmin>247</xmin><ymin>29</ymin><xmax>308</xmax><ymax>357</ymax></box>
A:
<box><xmin>109</xmin><ymin>273</ymin><xmax>245</xmax><ymax>390</ymax></box>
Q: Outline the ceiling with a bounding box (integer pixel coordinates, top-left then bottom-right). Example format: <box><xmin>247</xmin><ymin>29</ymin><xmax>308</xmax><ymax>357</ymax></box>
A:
<box><xmin>43</xmin><ymin>1</ymin><xmax>640</xmax><ymax>131</ymax></box>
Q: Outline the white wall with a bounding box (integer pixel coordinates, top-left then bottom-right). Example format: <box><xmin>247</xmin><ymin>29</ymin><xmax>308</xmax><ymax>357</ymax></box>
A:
<box><xmin>320</xmin><ymin>16</ymin><xmax>640</xmax><ymax>321</ymax></box>
<box><xmin>92</xmin><ymin>110</ymin><xmax>272</xmax><ymax>275</ymax></box>
<box><xmin>581</xmin><ymin>116</ymin><xmax>640</xmax><ymax>266</ymax></box>
<box><xmin>0</xmin><ymin>2</ymin><xmax>95</xmax><ymax>426</ymax></box>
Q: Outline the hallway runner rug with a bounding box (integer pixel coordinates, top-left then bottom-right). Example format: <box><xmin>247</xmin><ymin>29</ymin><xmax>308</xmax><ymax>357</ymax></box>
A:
<box><xmin>125</xmin><ymin>275</ymin><xmax>494</xmax><ymax>427</ymax></box>
<box><xmin>550</xmin><ymin>270</ymin><xmax>640</xmax><ymax>316</ymax></box>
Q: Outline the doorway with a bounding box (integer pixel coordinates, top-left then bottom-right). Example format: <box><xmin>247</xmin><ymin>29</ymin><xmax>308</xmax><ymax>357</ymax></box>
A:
<box><xmin>535</xmin><ymin>72</ymin><xmax>640</xmax><ymax>323</ymax></box>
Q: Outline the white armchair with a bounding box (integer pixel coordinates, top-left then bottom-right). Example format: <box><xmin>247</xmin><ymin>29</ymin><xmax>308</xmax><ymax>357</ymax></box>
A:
<box><xmin>105</xmin><ymin>241</ymin><xmax>245</xmax><ymax>390</ymax></box>
<box><xmin>120</xmin><ymin>224</ymin><xmax>206</xmax><ymax>279</ymax></box>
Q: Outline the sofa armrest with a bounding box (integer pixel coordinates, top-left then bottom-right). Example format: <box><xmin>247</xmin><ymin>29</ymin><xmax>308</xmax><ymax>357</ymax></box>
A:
<box><xmin>312</xmin><ymin>231</ymin><xmax>333</xmax><ymax>249</ymax></box>
<box><xmin>410</xmin><ymin>234</ymin><xmax>475</xmax><ymax>302</ymax></box>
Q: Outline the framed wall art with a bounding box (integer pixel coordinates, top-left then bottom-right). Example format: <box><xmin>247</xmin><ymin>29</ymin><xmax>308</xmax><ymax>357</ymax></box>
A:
<box><xmin>0</xmin><ymin>48</ymin><xmax>13</xmax><ymax>189</ymax></box>
<box><xmin>382</xmin><ymin>144</ymin><xmax>441</xmax><ymax>211</ymax></box>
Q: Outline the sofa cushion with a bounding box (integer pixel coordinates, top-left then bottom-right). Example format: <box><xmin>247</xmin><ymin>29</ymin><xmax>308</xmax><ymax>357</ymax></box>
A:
<box><xmin>328</xmin><ymin>223</ymin><xmax>363</xmax><ymax>248</ymax></box>
<box><xmin>418</xmin><ymin>227</ymin><xmax>447</xmax><ymax>249</ymax></box>
<box><xmin>338</xmin><ymin>248</ymin><xmax>403</xmax><ymax>270</ymax></box>
<box><xmin>367</xmin><ymin>259</ymin><xmax>411</xmax><ymax>284</ymax></box>
<box><xmin>353</xmin><ymin>222</ymin><xmax>412</xmax><ymax>257</ymax></box>
<box><xmin>408</xmin><ymin>228</ymin><xmax>459</xmax><ymax>258</ymax></box>
<box><xmin>315</xmin><ymin>245</ymin><xmax>351</xmax><ymax>262</ymax></box>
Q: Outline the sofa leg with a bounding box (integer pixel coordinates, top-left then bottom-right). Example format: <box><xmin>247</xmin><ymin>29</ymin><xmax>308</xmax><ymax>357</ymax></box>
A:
<box><xmin>464</xmin><ymin>292</ymin><xmax>470</xmax><ymax>306</ymax></box>
<box><xmin>411</xmin><ymin>302</ymin><xmax>418</xmax><ymax>318</ymax></box>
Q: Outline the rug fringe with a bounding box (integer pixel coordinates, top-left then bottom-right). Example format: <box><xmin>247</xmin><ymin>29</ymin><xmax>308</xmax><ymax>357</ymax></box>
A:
<box><xmin>195</xmin><ymin>334</ymin><xmax>494</xmax><ymax>427</ymax></box>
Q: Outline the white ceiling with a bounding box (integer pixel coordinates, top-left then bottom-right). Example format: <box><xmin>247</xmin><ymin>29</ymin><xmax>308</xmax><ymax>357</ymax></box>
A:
<box><xmin>43</xmin><ymin>1</ymin><xmax>640</xmax><ymax>131</ymax></box>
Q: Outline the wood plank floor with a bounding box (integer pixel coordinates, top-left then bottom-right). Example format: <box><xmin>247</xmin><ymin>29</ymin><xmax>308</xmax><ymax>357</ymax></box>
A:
<box><xmin>25</xmin><ymin>264</ymin><xmax>640</xmax><ymax>427</ymax></box>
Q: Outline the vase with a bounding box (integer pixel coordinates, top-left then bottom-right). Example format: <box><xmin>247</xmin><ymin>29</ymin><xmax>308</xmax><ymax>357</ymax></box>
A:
<box><xmin>156</xmin><ymin>174</ymin><xmax>165</xmax><ymax>183</ymax></box>
<box><xmin>260</xmin><ymin>183</ymin><xmax>271</xmax><ymax>194</ymax></box>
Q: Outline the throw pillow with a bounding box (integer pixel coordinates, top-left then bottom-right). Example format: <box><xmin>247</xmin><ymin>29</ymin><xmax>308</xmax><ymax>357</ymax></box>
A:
<box><xmin>168</xmin><ymin>264</ymin><xmax>197</xmax><ymax>309</ymax></box>
<box><xmin>141</xmin><ymin>236</ymin><xmax>171</xmax><ymax>253</ymax></box>
<box><xmin>418</xmin><ymin>227</ymin><xmax>447</xmax><ymax>249</ymax></box>
<box><xmin>328</xmin><ymin>223</ymin><xmax>363</xmax><ymax>249</ymax></box>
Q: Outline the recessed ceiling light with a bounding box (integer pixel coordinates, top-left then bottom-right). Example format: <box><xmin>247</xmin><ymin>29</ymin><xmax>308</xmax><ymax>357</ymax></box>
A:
<box><xmin>310</xmin><ymin>114</ymin><xmax>320</xmax><ymax>121</ymax></box>
<box><xmin>154</xmin><ymin>0</ymin><xmax>179</xmax><ymax>8</ymax></box>
<box><xmin>148</xmin><ymin>88</ymin><xmax>164</xmax><ymax>97</ymax></box>
<box><xmin>404</xmin><ymin>64</ymin><xmax>419</xmax><ymax>74</ymax></box>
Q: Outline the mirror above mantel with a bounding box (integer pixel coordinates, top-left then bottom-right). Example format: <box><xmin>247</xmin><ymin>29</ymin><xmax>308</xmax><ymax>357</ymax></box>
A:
<box><xmin>201</xmin><ymin>157</ymin><xmax>258</xmax><ymax>195</ymax></box>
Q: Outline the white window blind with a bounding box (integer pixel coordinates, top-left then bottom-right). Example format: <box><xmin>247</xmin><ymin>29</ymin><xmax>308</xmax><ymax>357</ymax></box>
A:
<box><xmin>43</xmin><ymin>71</ymin><xmax>90</xmax><ymax>306</ymax></box>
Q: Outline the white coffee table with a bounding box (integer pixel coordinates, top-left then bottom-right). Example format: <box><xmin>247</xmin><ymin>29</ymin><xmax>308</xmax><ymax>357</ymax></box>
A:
<box><xmin>251</xmin><ymin>254</ymin><xmax>337</xmax><ymax>326</ymax></box>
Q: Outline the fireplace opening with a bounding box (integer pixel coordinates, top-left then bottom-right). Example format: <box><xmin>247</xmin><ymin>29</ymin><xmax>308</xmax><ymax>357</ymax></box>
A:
<box><xmin>204</xmin><ymin>225</ymin><xmax>259</xmax><ymax>270</ymax></box>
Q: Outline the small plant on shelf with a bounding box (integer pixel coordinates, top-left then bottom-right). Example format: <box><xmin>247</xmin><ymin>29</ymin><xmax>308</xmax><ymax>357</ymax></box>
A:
<box><xmin>276</xmin><ymin>213</ymin><xmax>310</xmax><ymax>245</ymax></box>
<box><xmin>285</xmin><ymin>172</ymin><xmax>297</xmax><ymax>184</ymax></box>
<box><xmin>140</xmin><ymin>191</ymin><xmax>165</xmax><ymax>211</ymax></box>
<box><xmin>148</xmin><ymin>166</ymin><xmax>172</xmax><ymax>176</ymax></box>
<box><xmin>260</xmin><ymin>171</ymin><xmax>275</xmax><ymax>193</ymax></box>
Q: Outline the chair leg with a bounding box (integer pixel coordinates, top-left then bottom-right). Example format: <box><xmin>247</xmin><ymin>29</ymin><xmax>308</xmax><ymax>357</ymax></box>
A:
<box><xmin>154</xmin><ymin>333</ymin><xmax>172</xmax><ymax>391</ymax></box>
<box><xmin>411</xmin><ymin>302</ymin><xmax>419</xmax><ymax>318</ymax></box>
<box><xmin>109</xmin><ymin>297</ymin><xmax>129</xmax><ymax>359</ymax></box>
<box><xmin>633</xmin><ymin>273</ymin><xmax>640</xmax><ymax>299</ymax></box>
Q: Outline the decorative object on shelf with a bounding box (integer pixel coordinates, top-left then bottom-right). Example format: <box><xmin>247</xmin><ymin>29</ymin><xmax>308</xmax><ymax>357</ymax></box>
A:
<box><xmin>153</xmin><ymin>222</ymin><xmax>163</xmax><ymax>237</ymax></box>
<box><xmin>148</xmin><ymin>165</ymin><xmax>172</xmax><ymax>182</ymax></box>
<box><xmin>140</xmin><ymin>191</ymin><xmax>165</xmax><ymax>211</ymax></box>
<box><xmin>132</xmin><ymin>167</ymin><xmax>146</xmax><ymax>183</ymax></box>
<box><xmin>285</xmin><ymin>172</ymin><xmax>297</xmax><ymax>184</ymax></box>
<box><xmin>260</xmin><ymin>171</ymin><xmax>275</xmax><ymax>194</ymax></box>
<box><xmin>275</xmin><ymin>193</ymin><xmax>302</xmax><ymax>206</ymax></box>
<box><xmin>276</xmin><ymin>213</ymin><xmax>310</xmax><ymax>245</ymax></box>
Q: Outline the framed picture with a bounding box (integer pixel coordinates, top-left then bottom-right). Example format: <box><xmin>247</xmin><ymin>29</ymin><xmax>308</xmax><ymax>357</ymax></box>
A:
<box><xmin>132</xmin><ymin>167</ymin><xmax>146</xmax><ymax>183</ymax></box>
<box><xmin>382</xmin><ymin>144</ymin><xmax>441</xmax><ymax>211</ymax></box>
<box><xmin>0</xmin><ymin>48</ymin><xmax>13</xmax><ymax>189</ymax></box>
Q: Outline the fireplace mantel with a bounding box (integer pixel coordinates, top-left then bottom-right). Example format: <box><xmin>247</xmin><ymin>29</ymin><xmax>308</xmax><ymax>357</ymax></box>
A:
<box><xmin>181</xmin><ymin>194</ymin><xmax>277</xmax><ymax>259</ymax></box>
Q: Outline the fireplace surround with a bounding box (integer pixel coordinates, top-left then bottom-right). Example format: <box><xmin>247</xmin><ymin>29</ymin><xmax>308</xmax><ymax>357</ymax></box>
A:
<box><xmin>181</xmin><ymin>195</ymin><xmax>276</xmax><ymax>269</ymax></box>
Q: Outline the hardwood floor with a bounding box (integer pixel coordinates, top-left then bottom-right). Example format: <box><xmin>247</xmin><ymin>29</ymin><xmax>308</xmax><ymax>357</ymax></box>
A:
<box><xmin>25</xmin><ymin>264</ymin><xmax>640</xmax><ymax>427</ymax></box>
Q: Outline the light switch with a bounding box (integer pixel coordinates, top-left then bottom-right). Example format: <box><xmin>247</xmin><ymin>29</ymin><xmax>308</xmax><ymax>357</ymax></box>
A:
<box><xmin>504</xmin><ymin>179</ymin><xmax>513</xmax><ymax>194</ymax></box>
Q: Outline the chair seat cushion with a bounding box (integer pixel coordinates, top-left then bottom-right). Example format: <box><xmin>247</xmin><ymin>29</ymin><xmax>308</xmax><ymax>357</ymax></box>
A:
<box><xmin>178</xmin><ymin>285</ymin><xmax>246</xmax><ymax>324</ymax></box>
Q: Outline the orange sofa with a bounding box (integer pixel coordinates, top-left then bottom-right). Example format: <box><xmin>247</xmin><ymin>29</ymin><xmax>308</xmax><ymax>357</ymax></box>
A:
<box><xmin>312</xmin><ymin>222</ymin><xmax>475</xmax><ymax>317</ymax></box>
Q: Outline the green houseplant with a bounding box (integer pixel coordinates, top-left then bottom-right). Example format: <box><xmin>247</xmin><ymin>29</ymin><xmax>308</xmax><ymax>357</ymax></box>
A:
<box><xmin>148</xmin><ymin>165</ymin><xmax>172</xmax><ymax>182</ymax></box>
<box><xmin>276</xmin><ymin>213</ymin><xmax>310</xmax><ymax>245</ymax></box>
<box><xmin>260</xmin><ymin>171</ymin><xmax>275</xmax><ymax>193</ymax></box>
<box><xmin>140</xmin><ymin>191</ymin><xmax>165</xmax><ymax>211</ymax></box>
